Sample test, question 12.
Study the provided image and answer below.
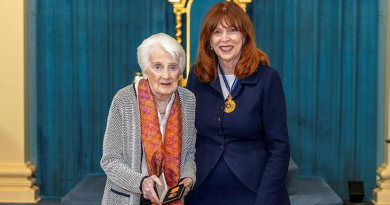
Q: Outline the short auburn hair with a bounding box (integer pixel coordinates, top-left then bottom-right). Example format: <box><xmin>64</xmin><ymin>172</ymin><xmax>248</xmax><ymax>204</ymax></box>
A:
<box><xmin>194</xmin><ymin>2</ymin><xmax>270</xmax><ymax>83</ymax></box>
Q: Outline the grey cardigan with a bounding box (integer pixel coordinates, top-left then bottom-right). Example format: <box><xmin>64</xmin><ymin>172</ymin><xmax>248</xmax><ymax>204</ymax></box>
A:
<box><xmin>101</xmin><ymin>84</ymin><xmax>197</xmax><ymax>205</ymax></box>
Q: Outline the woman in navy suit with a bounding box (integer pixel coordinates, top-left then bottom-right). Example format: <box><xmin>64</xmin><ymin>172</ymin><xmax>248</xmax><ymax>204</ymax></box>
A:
<box><xmin>186</xmin><ymin>2</ymin><xmax>291</xmax><ymax>205</ymax></box>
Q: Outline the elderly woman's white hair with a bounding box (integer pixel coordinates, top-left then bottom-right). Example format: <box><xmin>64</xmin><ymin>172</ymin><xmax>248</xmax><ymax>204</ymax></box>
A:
<box><xmin>137</xmin><ymin>33</ymin><xmax>186</xmax><ymax>75</ymax></box>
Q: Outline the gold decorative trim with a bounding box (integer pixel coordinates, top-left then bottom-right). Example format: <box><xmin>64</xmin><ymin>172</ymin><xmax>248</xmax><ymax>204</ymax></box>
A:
<box><xmin>168</xmin><ymin>0</ymin><xmax>188</xmax><ymax>86</ymax></box>
<box><xmin>168</xmin><ymin>0</ymin><xmax>252</xmax><ymax>86</ymax></box>
<box><xmin>228</xmin><ymin>0</ymin><xmax>251</xmax><ymax>11</ymax></box>
<box><xmin>168</xmin><ymin>0</ymin><xmax>187</xmax><ymax>44</ymax></box>
<box><xmin>184</xmin><ymin>0</ymin><xmax>194</xmax><ymax>86</ymax></box>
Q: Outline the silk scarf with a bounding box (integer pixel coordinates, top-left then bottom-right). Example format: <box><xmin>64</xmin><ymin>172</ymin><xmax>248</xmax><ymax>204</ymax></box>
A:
<box><xmin>138</xmin><ymin>79</ymin><xmax>183</xmax><ymax>205</ymax></box>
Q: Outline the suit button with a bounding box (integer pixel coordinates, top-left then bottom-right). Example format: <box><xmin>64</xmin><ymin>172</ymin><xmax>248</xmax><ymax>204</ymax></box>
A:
<box><xmin>219</xmin><ymin>146</ymin><xmax>224</xmax><ymax>150</ymax></box>
<box><xmin>218</xmin><ymin>131</ymin><xmax>222</xmax><ymax>136</ymax></box>
<box><xmin>216</xmin><ymin>117</ymin><xmax>221</xmax><ymax>122</ymax></box>
<box><xmin>219</xmin><ymin>105</ymin><xmax>224</xmax><ymax>110</ymax></box>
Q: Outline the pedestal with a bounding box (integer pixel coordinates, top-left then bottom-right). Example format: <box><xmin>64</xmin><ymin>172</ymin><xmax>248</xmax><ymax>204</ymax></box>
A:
<box><xmin>373</xmin><ymin>1</ymin><xmax>390</xmax><ymax>204</ymax></box>
<box><xmin>0</xmin><ymin>0</ymin><xmax>40</xmax><ymax>202</ymax></box>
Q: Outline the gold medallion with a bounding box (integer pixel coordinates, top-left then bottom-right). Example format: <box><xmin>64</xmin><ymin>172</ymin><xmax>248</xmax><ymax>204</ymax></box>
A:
<box><xmin>224</xmin><ymin>95</ymin><xmax>236</xmax><ymax>113</ymax></box>
<box><xmin>168</xmin><ymin>192</ymin><xmax>177</xmax><ymax>198</ymax></box>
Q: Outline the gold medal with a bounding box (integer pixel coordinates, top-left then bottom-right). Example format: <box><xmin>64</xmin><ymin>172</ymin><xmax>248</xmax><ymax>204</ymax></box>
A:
<box><xmin>218</xmin><ymin>63</ymin><xmax>238</xmax><ymax>114</ymax></box>
<box><xmin>224</xmin><ymin>94</ymin><xmax>236</xmax><ymax>113</ymax></box>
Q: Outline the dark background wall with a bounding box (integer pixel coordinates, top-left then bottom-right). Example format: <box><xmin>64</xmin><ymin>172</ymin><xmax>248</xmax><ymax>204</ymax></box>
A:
<box><xmin>248</xmin><ymin>0</ymin><xmax>378</xmax><ymax>199</ymax></box>
<box><xmin>32</xmin><ymin>0</ymin><xmax>379</xmax><ymax>199</ymax></box>
<box><xmin>34</xmin><ymin>0</ymin><xmax>174</xmax><ymax>197</ymax></box>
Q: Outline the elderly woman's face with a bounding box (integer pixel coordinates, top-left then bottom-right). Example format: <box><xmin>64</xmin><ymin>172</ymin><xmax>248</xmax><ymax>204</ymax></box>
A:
<box><xmin>210</xmin><ymin>21</ymin><xmax>244</xmax><ymax>65</ymax></box>
<box><xmin>145</xmin><ymin>48</ymin><xmax>181</xmax><ymax>98</ymax></box>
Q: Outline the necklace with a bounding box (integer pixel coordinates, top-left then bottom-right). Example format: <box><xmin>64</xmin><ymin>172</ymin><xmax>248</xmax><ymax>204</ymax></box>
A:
<box><xmin>218</xmin><ymin>64</ymin><xmax>238</xmax><ymax>113</ymax></box>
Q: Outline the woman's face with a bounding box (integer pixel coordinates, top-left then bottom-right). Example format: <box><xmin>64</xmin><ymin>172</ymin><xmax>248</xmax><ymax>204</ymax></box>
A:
<box><xmin>144</xmin><ymin>47</ymin><xmax>181</xmax><ymax>99</ymax></box>
<box><xmin>210</xmin><ymin>21</ymin><xmax>244</xmax><ymax>65</ymax></box>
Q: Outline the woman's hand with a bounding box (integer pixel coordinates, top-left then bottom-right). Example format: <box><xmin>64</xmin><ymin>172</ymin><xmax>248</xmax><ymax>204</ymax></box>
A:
<box><xmin>179</xmin><ymin>177</ymin><xmax>193</xmax><ymax>198</ymax></box>
<box><xmin>142</xmin><ymin>175</ymin><xmax>162</xmax><ymax>205</ymax></box>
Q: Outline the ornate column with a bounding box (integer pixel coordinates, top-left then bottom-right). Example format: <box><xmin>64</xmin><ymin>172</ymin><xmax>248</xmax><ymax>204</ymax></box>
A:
<box><xmin>373</xmin><ymin>1</ymin><xmax>390</xmax><ymax>204</ymax></box>
<box><xmin>0</xmin><ymin>0</ymin><xmax>40</xmax><ymax>202</ymax></box>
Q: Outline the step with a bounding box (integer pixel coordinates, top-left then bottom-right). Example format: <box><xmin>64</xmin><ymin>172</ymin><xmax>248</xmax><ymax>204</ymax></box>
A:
<box><xmin>61</xmin><ymin>175</ymin><xmax>106</xmax><ymax>205</ymax></box>
<box><xmin>286</xmin><ymin>158</ymin><xmax>299</xmax><ymax>195</ymax></box>
<box><xmin>62</xmin><ymin>175</ymin><xmax>342</xmax><ymax>205</ymax></box>
<box><xmin>289</xmin><ymin>176</ymin><xmax>343</xmax><ymax>205</ymax></box>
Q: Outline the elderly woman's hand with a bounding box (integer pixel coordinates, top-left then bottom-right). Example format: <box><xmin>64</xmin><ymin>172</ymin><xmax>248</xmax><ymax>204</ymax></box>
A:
<box><xmin>179</xmin><ymin>177</ymin><xmax>193</xmax><ymax>198</ymax></box>
<box><xmin>142</xmin><ymin>175</ymin><xmax>162</xmax><ymax>205</ymax></box>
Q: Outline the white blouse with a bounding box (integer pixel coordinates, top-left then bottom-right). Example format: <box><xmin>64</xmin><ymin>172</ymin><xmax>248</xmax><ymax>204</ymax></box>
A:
<box><xmin>218</xmin><ymin>74</ymin><xmax>236</xmax><ymax>99</ymax></box>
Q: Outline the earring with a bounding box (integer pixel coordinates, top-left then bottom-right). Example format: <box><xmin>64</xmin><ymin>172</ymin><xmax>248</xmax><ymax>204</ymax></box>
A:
<box><xmin>210</xmin><ymin>46</ymin><xmax>214</xmax><ymax>50</ymax></box>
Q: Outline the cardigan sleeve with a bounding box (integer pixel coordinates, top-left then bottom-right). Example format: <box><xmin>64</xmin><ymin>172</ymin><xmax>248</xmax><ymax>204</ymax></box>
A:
<box><xmin>100</xmin><ymin>93</ymin><xmax>147</xmax><ymax>195</ymax></box>
<box><xmin>178</xmin><ymin>88</ymin><xmax>197</xmax><ymax>188</ymax></box>
<box><xmin>185</xmin><ymin>66</ymin><xmax>196</xmax><ymax>92</ymax></box>
<box><xmin>254</xmin><ymin>69</ymin><xmax>290</xmax><ymax>204</ymax></box>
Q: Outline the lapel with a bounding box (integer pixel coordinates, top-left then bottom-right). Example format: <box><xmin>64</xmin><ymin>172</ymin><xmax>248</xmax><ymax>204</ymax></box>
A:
<box><xmin>128</xmin><ymin>85</ymin><xmax>143</xmax><ymax>171</ymax></box>
<box><xmin>231</xmin><ymin>70</ymin><xmax>259</xmax><ymax>98</ymax></box>
<box><xmin>177</xmin><ymin>88</ymin><xmax>188</xmax><ymax>168</ymax></box>
<box><xmin>209</xmin><ymin>76</ymin><xmax>223</xmax><ymax>96</ymax></box>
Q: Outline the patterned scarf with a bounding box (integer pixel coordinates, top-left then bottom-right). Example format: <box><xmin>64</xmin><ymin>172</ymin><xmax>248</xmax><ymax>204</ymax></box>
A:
<box><xmin>138</xmin><ymin>79</ymin><xmax>183</xmax><ymax>205</ymax></box>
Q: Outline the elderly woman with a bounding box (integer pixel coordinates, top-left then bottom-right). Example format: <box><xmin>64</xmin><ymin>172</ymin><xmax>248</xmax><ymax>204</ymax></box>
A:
<box><xmin>101</xmin><ymin>33</ymin><xmax>196</xmax><ymax>205</ymax></box>
<box><xmin>186</xmin><ymin>2</ymin><xmax>290</xmax><ymax>205</ymax></box>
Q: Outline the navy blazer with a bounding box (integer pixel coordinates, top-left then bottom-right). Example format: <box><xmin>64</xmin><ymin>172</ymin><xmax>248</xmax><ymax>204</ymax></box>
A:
<box><xmin>186</xmin><ymin>64</ymin><xmax>291</xmax><ymax>205</ymax></box>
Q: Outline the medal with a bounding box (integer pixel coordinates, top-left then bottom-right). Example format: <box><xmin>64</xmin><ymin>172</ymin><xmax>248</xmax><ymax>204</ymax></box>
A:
<box><xmin>224</xmin><ymin>94</ymin><xmax>236</xmax><ymax>113</ymax></box>
<box><xmin>218</xmin><ymin>64</ymin><xmax>239</xmax><ymax>113</ymax></box>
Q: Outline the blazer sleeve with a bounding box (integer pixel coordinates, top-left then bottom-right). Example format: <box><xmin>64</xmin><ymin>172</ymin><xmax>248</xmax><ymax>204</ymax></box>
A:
<box><xmin>254</xmin><ymin>69</ymin><xmax>290</xmax><ymax>204</ymax></box>
<box><xmin>100</xmin><ymin>93</ymin><xmax>147</xmax><ymax>195</ymax></box>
